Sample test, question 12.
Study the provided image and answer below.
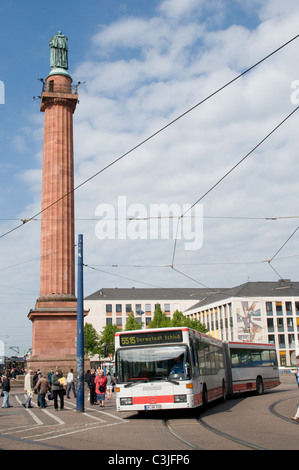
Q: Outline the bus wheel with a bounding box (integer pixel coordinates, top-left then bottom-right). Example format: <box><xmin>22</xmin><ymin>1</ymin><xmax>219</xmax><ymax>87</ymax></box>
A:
<box><xmin>256</xmin><ymin>376</ymin><xmax>264</xmax><ymax>395</ymax></box>
<box><xmin>202</xmin><ymin>385</ymin><xmax>208</xmax><ymax>410</ymax></box>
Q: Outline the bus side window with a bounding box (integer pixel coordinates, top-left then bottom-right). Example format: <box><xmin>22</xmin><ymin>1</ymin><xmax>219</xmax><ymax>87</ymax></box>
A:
<box><xmin>191</xmin><ymin>347</ymin><xmax>199</xmax><ymax>378</ymax></box>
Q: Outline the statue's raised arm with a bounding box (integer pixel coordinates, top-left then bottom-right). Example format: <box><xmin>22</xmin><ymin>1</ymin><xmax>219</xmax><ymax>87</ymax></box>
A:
<box><xmin>49</xmin><ymin>31</ymin><xmax>68</xmax><ymax>70</ymax></box>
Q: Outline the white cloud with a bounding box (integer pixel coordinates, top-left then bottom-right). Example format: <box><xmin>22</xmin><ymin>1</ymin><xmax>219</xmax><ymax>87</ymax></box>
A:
<box><xmin>3</xmin><ymin>1</ymin><xmax>299</xmax><ymax>353</ymax></box>
<box><xmin>70</xmin><ymin>1</ymin><xmax>299</xmax><ymax>294</ymax></box>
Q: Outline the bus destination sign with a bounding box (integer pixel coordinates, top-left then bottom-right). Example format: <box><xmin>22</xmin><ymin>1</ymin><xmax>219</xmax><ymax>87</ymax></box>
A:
<box><xmin>119</xmin><ymin>330</ymin><xmax>183</xmax><ymax>347</ymax></box>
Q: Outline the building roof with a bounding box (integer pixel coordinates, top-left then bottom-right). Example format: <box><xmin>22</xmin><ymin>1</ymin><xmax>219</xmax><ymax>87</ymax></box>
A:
<box><xmin>85</xmin><ymin>281</ymin><xmax>299</xmax><ymax>311</ymax></box>
<box><xmin>85</xmin><ymin>287</ymin><xmax>214</xmax><ymax>302</ymax></box>
<box><xmin>185</xmin><ymin>280</ymin><xmax>299</xmax><ymax>312</ymax></box>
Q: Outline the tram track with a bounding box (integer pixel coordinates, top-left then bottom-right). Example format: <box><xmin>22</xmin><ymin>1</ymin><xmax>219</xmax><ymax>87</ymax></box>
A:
<box><xmin>269</xmin><ymin>395</ymin><xmax>299</xmax><ymax>424</ymax></box>
<box><xmin>163</xmin><ymin>392</ymin><xmax>299</xmax><ymax>450</ymax></box>
<box><xmin>163</xmin><ymin>416</ymin><xmax>268</xmax><ymax>450</ymax></box>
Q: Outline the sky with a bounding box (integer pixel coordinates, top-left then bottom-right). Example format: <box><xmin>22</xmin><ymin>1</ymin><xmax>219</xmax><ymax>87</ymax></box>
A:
<box><xmin>0</xmin><ymin>0</ymin><xmax>299</xmax><ymax>355</ymax></box>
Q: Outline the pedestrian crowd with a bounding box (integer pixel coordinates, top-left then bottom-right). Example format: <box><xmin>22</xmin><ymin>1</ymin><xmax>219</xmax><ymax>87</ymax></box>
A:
<box><xmin>1</xmin><ymin>367</ymin><xmax>115</xmax><ymax>410</ymax></box>
<box><xmin>85</xmin><ymin>369</ymin><xmax>115</xmax><ymax>407</ymax></box>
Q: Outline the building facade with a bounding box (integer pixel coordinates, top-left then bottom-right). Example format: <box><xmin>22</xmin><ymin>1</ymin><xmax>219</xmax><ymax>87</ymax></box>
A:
<box><xmin>84</xmin><ymin>287</ymin><xmax>209</xmax><ymax>333</ymax></box>
<box><xmin>185</xmin><ymin>280</ymin><xmax>299</xmax><ymax>367</ymax></box>
<box><xmin>84</xmin><ymin>281</ymin><xmax>299</xmax><ymax>367</ymax></box>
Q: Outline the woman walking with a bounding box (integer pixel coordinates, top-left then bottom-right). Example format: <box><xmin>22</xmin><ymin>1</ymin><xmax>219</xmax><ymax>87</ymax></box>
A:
<box><xmin>95</xmin><ymin>370</ymin><xmax>107</xmax><ymax>407</ymax></box>
<box><xmin>1</xmin><ymin>372</ymin><xmax>12</xmax><ymax>408</ymax></box>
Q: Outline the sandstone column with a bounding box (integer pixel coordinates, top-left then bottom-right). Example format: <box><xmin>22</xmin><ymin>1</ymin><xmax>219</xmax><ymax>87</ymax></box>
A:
<box><xmin>28</xmin><ymin>32</ymin><xmax>87</xmax><ymax>374</ymax></box>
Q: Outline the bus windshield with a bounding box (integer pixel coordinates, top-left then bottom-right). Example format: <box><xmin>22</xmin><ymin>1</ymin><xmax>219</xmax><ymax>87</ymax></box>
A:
<box><xmin>116</xmin><ymin>345</ymin><xmax>191</xmax><ymax>384</ymax></box>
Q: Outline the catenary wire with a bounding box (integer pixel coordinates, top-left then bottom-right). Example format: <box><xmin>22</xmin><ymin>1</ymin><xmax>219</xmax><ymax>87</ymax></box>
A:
<box><xmin>171</xmin><ymin>104</ymin><xmax>299</xmax><ymax>267</ymax></box>
<box><xmin>1</xmin><ymin>32</ymin><xmax>299</xmax><ymax>240</ymax></box>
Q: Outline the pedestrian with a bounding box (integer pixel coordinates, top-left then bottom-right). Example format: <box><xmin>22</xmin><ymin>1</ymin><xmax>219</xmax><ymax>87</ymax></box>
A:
<box><xmin>1</xmin><ymin>372</ymin><xmax>13</xmax><ymax>408</ymax></box>
<box><xmin>88</xmin><ymin>369</ymin><xmax>97</xmax><ymax>405</ymax></box>
<box><xmin>33</xmin><ymin>373</ymin><xmax>50</xmax><ymax>408</ymax></box>
<box><xmin>106</xmin><ymin>371</ymin><xmax>113</xmax><ymax>400</ymax></box>
<box><xmin>295</xmin><ymin>356</ymin><xmax>299</xmax><ymax>388</ymax></box>
<box><xmin>47</xmin><ymin>369</ymin><xmax>54</xmax><ymax>390</ymax></box>
<box><xmin>51</xmin><ymin>368</ymin><xmax>65</xmax><ymax>411</ymax></box>
<box><xmin>22</xmin><ymin>370</ymin><xmax>33</xmax><ymax>408</ymax></box>
<box><xmin>85</xmin><ymin>370</ymin><xmax>91</xmax><ymax>389</ymax></box>
<box><xmin>95</xmin><ymin>369</ymin><xmax>107</xmax><ymax>407</ymax></box>
<box><xmin>66</xmin><ymin>368</ymin><xmax>77</xmax><ymax>398</ymax></box>
<box><xmin>33</xmin><ymin>371</ymin><xmax>39</xmax><ymax>393</ymax></box>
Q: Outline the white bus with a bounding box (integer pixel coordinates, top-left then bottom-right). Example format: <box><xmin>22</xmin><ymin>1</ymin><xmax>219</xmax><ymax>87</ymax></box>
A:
<box><xmin>114</xmin><ymin>328</ymin><xmax>280</xmax><ymax>413</ymax></box>
<box><xmin>115</xmin><ymin>327</ymin><xmax>226</xmax><ymax>412</ymax></box>
<box><xmin>223</xmin><ymin>341</ymin><xmax>280</xmax><ymax>396</ymax></box>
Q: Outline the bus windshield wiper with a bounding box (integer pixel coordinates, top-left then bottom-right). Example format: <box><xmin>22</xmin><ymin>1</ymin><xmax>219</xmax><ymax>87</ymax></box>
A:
<box><xmin>124</xmin><ymin>379</ymin><xmax>149</xmax><ymax>388</ymax></box>
<box><xmin>149</xmin><ymin>376</ymin><xmax>180</xmax><ymax>385</ymax></box>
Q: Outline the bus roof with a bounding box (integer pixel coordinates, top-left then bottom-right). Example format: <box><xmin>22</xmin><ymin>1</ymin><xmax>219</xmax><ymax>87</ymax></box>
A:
<box><xmin>226</xmin><ymin>341</ymin><xmax>276</xmax><ymax>349</ymax></box>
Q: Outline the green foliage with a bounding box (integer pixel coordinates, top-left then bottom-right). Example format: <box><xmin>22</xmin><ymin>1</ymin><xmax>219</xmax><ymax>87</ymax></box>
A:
<box><xmin>148</xmin><ymin>306</ymin><xmax>207</xmax><ymax>332</ymax></box>
<box><xmin>99</xmin><ymin>323</ymin><xmax>119</xmax><ymax>357</ymax></box>
<box><xmin>84</xmin><ymin>322</ymin><xmax>101</xmax><ymax>356</ymax></box>
<box><xmin>85</xmin><ymin>307</ymin><xmax>207</xmax><ymax>360</ymax></box>
<box><xmin>125</xmin><ymin>312</ymin><xmax>141</xmax><ymax>330</ymax></box>
<box><xmin>148</xmin><ymin>303</ymin><xmax>171</xmax><ymax>328</ymax></box>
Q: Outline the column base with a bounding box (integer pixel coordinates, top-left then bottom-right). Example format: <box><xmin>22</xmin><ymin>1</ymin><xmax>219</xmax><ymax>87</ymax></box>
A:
<box><xmin>28</xmin><ymin>297</ymin><xmax>89</xmax><ymax>376</ymax></box>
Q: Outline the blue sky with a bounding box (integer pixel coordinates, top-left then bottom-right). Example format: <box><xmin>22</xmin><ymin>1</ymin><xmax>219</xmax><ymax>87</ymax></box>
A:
<box><xmin>1</xmin><ymin>0</ymin><xmax>299</xmax><ymax>355</ymax></box>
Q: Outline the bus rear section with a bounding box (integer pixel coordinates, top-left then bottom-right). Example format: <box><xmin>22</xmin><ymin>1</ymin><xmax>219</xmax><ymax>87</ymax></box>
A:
<box><xmin>223</xmin><ymin>341</ymin><xmax>280</xmax><ymax>396</ymax></box>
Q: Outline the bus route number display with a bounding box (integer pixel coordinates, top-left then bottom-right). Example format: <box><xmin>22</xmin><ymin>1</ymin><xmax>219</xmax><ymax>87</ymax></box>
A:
<box><xmin>119</xmin><ymin>330</ymin><xmax>183</xmax><ymax>347</ymax></box>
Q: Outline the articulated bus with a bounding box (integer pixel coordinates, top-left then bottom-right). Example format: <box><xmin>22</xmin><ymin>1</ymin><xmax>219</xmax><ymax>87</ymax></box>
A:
<box><xmin>223</xmin><ymin>341</ymin><xmax>280</xmax><ymax>396</ymax></box>
<box><xmin>114</xmin><ymin>327</ymin><xmax>280</xmax><ymax>413</ymax></box>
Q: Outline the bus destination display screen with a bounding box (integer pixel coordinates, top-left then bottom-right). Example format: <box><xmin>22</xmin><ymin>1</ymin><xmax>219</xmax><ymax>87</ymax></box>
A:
<box><xmin>119</xmin><ymin>330</ymin><xmax>183</xmax><ymax>347</ymax></box>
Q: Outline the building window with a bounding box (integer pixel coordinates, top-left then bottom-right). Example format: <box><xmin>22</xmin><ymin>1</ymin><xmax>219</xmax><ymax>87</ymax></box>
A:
<box><xmin>268</xmin><ymin>334</ymin><xmax>275</xmax><ymax>344</ymax></box>
<box><xmin>116</xmin><ymin>304</ymin><xmax>122</xmax><ymax>313</ymax></box>
<box><xmin>106</xmin><ymin>304</ymin><xmax>112</xmax><ymax>313</ymax></box>
<box><xmin>164</xmin><ymin>304</ymin><xmax>170</xmax><ymax>312</ymax></box>
<box><xmin>266</xmin><ymin>302</ymin><xmax>273</xmax><ymax>315</ymax></box>
<box><xmin>116</xmin><ymin>318</ymin><xmax>122</xmax><ymax>327</ymax></box>
<box><xmin>135</xmin><ymin>304</ymin><xmax>141</xmax><ymax>312</ymax></box>
<box><xmin>106</xmin><ymin>318</ymin><xmax>112</xmax><ymax>325</ymax></box>
<box><xmin>287</xmin><ymin>317</ymin><xmax>294</xmax><ymax>331</ymax></box>
<box><xmin>278</xmin><ymin>334</ymin><xmax>285</xmax><ymax>349</ymax></box>
<box><xmin>277</xmin><ymin>318</ymin><xmax>284</xmax><ymax>331</ymax></box>
<box><xmin>286</xmin><ymin>301</ymin><xmax>292</xmax><ymax>314</ymax></box>
<box><xmin>276</xmin><ymin>302</ymin><xmax>283</xmax><ymax>315</ymax></box>
<box><xmin>267</xmin><ymin>318</ymin><xmax>274</xmax><ymax>332</ymax></box>
<box><xmin>288</xmin><ymin>334</ymin><xmax>295</xmax><ymax>348</ymax></box>
<box><xmin>145</xmin><ymin>304</ymin><xmax>151</xmax><ymax>312</ymax></box>
<box><xmin>126</xmin><ymin>304</ymin><xmax>132</xmax><ymax>313</ymax></box>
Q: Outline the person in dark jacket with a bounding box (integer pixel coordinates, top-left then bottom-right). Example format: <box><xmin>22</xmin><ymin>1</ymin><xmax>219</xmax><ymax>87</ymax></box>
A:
<box><xmin>88</xmin><ymin>369</ymin><xmax>97</xmax><ymax>405</ymax></box>
<box><xmin>51</xmin><ymin>369</ymin><xmax>65</xmax><ymax>411</ymax></box>
<box><xmin>1</xmin><ymin>372</ymin><xmax>12</xmax><ymax>408</ymax></box>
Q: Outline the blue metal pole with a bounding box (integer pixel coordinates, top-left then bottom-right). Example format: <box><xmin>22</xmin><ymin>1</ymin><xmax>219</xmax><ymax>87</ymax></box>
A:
<box><xmin>76</xmin><ymin>234</ymin><xmax>84</xmax><ymax>412</ymax></box>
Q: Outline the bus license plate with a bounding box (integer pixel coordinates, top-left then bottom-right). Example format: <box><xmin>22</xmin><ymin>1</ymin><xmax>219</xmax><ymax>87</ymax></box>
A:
<box><xmin>144</xmin><ymin>404</ymin><xmax>162</xmax><ymax>410</ymax></box>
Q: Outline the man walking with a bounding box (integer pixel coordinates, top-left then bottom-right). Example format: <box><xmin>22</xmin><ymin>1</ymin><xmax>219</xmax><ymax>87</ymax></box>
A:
<box><xmin>66</xmin><ymin>368</ymin><xmax>76</xmax><ymax>398</ymax></box>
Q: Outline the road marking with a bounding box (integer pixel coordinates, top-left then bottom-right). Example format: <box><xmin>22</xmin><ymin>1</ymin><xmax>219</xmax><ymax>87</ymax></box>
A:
<box><xmin>14</xmin><ymin>395</ymin><xmax>43</xmax><ymax>425</ymax></box>
<box><xmin>33</xmin><ymin>421</ymin><xmax>124</xmax><ymax>442</ymax></box>
<box><xmin>66</xmin><ymin>401</ymin><xmax>128</xmax><ymax>422</ymax></box>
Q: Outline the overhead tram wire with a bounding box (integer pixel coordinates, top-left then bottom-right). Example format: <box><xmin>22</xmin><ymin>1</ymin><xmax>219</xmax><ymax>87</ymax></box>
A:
<box><xmin>1</xmin><ymin>32</ymin><xmax>299</xmax><ymax>241</ymax></box>
<box><xmin>170</xmin><ymin>103</ymin><xmax>299</xmax><ymax>268</ymax></box>
<box><xmin>263</xmin><ymin>224</ymin><xmax>299</xmax><ymax>279</ymax></box>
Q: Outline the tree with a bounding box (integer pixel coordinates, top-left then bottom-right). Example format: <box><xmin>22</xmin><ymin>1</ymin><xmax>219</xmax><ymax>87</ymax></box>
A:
<box><xmin>99</xmin><ymin>323</ymin><xmax>119</xmax><ymax>357</ymax></box>
<box><xmin>84</xmin><ymin>322</ymin><xmax>101</xmax><ymax>356</ymax></box>
<box><xmin>171</xmin><ymin>309</ymin><xmax>208</xmax><ymax>333</ymax></box>
<box><xmin>184</xmin><ymin>317</ymin><xmax>208</xmax><ymax>333</ymax></box>
<box><xmin>171</xmin><ymin>309</ymin><xmax>187</xmax><ymax>326</ymax></box>
<box><xmin>125</xmin><ymin>312</ymin><xmax>141</xmax><ymax>330</ymax></box>
<box><xmin>148</xmin><ymin>303</ymin><xmax>170</xmax><ymax>328</ymax></box>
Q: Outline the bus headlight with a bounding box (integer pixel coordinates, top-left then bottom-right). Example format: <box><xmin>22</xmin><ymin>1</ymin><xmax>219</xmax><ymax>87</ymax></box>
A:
<box><xmin>120</xmin><ymin>397</ymin><xmax>133</xmax><ymax>406</ymax></box>
<box><xmin>174</xmin><ymin>394</ymin><xmax>187</xmax><ymax>403</ymax></box>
